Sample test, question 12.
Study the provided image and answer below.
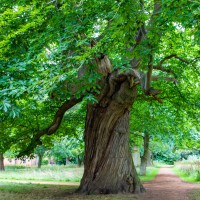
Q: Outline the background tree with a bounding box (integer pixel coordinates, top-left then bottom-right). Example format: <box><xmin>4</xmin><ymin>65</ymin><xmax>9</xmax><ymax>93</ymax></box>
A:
<box><xmin>35</xmin><ymin>145</ymin><xmax>48</xmax><ymax>168</ymax></box>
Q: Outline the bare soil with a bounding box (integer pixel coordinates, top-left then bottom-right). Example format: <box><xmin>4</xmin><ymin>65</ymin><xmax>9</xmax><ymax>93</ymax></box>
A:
<box><xmin>136</xmin><ymin>167</ymin><xmax>200</xmax><ymax>200</ymax></box>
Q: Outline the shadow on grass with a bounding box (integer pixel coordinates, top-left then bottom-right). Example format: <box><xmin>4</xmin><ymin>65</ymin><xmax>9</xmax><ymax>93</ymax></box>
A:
<box><xmin>0</xmin><ymin>182</ymin><xmax>137</xmax><ymax>200</ymax></box>
<box><xmin>188</xmin><ymin>189</ymin><xmax>200</xmax><ymax>200</ymax></box>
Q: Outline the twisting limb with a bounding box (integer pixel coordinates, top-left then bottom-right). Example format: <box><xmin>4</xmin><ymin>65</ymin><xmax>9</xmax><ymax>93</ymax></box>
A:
<box><xmin>153</xmin><ymin>54</ymin><xmax>192</xmax><ymax>77</ymax></box>
<box><xmin>155</xmin><ymin>54</ymin><xmax>190</xmax><ymax>68</ymax></box>
<box><xmin>18</xmin><ymin>96</ymin><xmax>83</xmax><ymax>157</ymax></box>
<box><xmin>174</xmin><ymin>55</ymin><xmax>190</xmax><ymax>64</ymax></box>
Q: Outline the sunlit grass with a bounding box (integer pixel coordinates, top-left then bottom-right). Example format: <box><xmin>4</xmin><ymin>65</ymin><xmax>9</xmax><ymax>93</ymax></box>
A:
<box><xmin>1</xmin><ymin>165</ymin><xmax>83</xmax><ymax>182</ymax></box>
<box><xmin>138</xmin><ymin>166</ymin><xmax>160</xmax><ymax>182</ymax></box>
<box><xmin>1</xmin><ymin>165</ymin><xmax>159</xmax><ymax>183</ymax></box>
<box><xmin>173</xmin><ymin>163</ymin><xmax>200</xmax><ymax>183</ymax></box>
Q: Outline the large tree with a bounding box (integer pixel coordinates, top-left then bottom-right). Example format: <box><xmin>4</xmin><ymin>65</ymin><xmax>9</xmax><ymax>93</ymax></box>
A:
<box><xmin>0</xmin><ymin>0</ymin><xmax>199</xmax><ymax>194</ymax></box>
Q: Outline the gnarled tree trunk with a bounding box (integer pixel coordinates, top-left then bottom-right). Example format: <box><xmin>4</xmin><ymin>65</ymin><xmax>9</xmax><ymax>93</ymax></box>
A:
<box><xmin>77</xmin><ymin>76</ymin><xmax>145</xmax><ymax>194</ymax></box>
<box><xmin>140</xmin><ymin>133</ymin><xmax>150</xmax><ymax>176</ymax></box>
<box><xmin>0</xmin><ymin>153</ymin><xmax>5</xmax><ymax>171</ymax></box>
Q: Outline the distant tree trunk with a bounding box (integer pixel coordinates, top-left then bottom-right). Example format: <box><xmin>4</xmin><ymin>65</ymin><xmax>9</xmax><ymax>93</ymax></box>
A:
<box><xmin>66</xmin><ymin>158</ymin><xmax>70</xmax><ymax>165</ymax></box>
<box><xmin>37</xmin><ymin>155</ymin><xmax>43</xmax><ymax>168</ymax></box>
<box><xmin>132</xmin><ymin>145</ymin><xmax>141</xmax><ymax>167</ymax></box>
<box><xmin>77</xmin><ymin>155</ymin><xmax>82</xmax><ymax>167</ymax></box>
<box><xmin>77</xmin><ymin>77</ymin><xmax>145</xmax><ymax>194</ymax></box>
<box><xmin>140</xmin><ymin>133</ymin><xmax>150</xmax><ymax>176</ymax></box>
<box><xmin>0</xmin><ymin>153</ymin><xmax>5</xmax><ymax>171</ymax></box>
<box><xmin>147</xmin><ymin>150</ymin><xmax>152</xmax><ymax>166</ymax></box>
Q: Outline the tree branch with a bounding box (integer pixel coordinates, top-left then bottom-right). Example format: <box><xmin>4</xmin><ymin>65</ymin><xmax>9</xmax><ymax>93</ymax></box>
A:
<box><xmin>155</xmin><ymin>54</ymin><xmax>190</xmax><ymax>69</ymax></box>
<box><xmin>18</xmin><ymin>96</ymin><xmax>83</xmax><ymax>157</ymax></box>
<box><xmin>148</xmin><ymin>0</ymin><xmax>162</xmax><ymax>27</ymax></box>
<box><xmin>153</xmin><ymin>54</ymin><xmax>191</xmax><ymax>77</ymax></box>
<box><xmin>152</xmin><ymin>76</ymin><xmax>177</xmax><ymax>83</ymax></box>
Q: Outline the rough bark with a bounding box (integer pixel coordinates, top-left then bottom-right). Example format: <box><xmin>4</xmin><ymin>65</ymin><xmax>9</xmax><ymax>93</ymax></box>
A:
<box><xmin>140</xmin><ymin>133</ymin><xmax>150</xmax><ymax>176</ymax></box>
<box><xmin>0</xmin><ymin>153</ymin><xmax>5</xmax><ymax>171</ymax></box>
<box><xmin>77</xmin><ymin>75</ymin><xmax>145</xmax><ymax>194</ymax></box>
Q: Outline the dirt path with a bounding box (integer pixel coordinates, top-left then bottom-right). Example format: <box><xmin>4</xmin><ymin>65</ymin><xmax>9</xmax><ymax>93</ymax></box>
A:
<box><xmin>137</xmin><ymin>167</ymin><xmax>200</xmax><ymax>200</ymax></box>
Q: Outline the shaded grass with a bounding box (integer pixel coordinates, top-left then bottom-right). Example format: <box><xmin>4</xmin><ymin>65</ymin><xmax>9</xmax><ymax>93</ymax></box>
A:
<box><xmin>0</xmin><ymin>182</ymin><xmax>137</xmax><ymax>200</ymax></box>
<box><xmin>0</xmin><ymin>165</ymin><xmax>160</xmax><ymax>200</ymax></box>
<box><xmin>188</xmin><ymin>189</ymin><xmax>200</xmax><ymax>200</ymax></box>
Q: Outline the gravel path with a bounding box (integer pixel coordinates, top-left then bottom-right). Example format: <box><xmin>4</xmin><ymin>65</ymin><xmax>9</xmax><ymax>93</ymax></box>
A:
<box><xmin>137</xmin><ymin>167</ymin><xmax>200</xmax><ymax>200</ymax></box>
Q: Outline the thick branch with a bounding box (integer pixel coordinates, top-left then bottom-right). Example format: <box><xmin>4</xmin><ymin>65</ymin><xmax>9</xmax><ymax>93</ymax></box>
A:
<box><xmin>148</xmin><ymin>0</ymin><xmax>162</xmax><ymax>26</ymax></box>
<box><xmin>18</xmin><ymin>96</ymin><xmax>83</xmax><ymax>157</ymax></box>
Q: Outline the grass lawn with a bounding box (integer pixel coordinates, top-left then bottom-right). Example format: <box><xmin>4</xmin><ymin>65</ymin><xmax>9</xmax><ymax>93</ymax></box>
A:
<box><xmin>0</xmin><ymin>165</ymin><xmax>160</xmax><ymax>200</ymax></box>
<box><xmin>173</xmin><ymin>166</ymin><xmax>200</xmax><ymax>184</ymax></box>
<box><xmin>0</xmin><ymin>182</ymin><xmax>137</xmax><ymax>200</ymax></box>
<box><xmin>1</xmin><ymin>165</ymin><xmax>159</xmax><ymax>183</ymax></box>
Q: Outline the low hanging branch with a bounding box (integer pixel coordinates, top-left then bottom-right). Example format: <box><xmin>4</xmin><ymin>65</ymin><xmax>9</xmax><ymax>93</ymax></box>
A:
<box><xmin>18</xmin><ymin>96</ymin><xmax>83</xmax><ymax>157</ymax></box>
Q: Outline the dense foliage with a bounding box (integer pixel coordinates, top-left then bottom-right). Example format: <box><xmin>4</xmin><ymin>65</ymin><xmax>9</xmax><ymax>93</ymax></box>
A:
<box><xmin>0</xmin><ymin>0</ymin><xmax>199</xmax><ymax>184</ymax></box>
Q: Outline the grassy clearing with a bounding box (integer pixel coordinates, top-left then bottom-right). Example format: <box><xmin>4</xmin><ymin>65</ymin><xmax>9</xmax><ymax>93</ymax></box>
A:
<box><xmin>0</xmin><ymin>182</ymin><xmax>137</xmax><ymax>200</ymax></box>
<box><xmin>1</xmin><ymin>165</ymin><xmax>159</xmax><ymax>183</ymax></box>
<box><xmin>173</xmin><ymin>163</ymin><xmax>200</xmax><ymax>183</ymax></box>
<box><xmin>0</xmin><ymin>165</ymin><xmax>160</xmax><ymax>200</ymax></box>
<box><xmin>1</xmin><ymin>165</ymin><xmax>83</xmax><ymax>182</ymax></box>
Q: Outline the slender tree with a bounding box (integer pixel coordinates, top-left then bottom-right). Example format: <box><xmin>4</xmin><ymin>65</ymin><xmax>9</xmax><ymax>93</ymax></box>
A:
<box><xmin>0</xmin><ymin>153</ymin><xmax>5</xmax><ymax>171</ymax></box>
